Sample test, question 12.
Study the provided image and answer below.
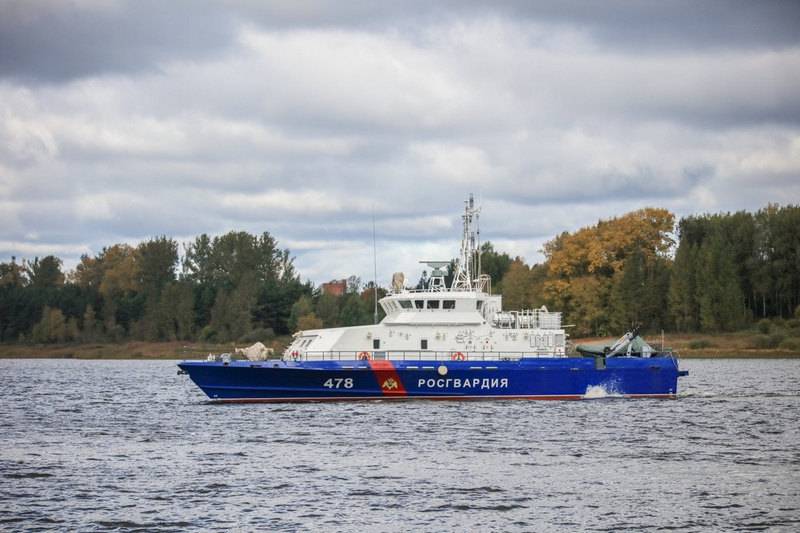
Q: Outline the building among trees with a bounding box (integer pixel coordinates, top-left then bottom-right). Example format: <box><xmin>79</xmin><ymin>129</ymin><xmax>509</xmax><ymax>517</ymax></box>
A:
<box><xmin>321</xmin><ymin>279</ymin><xmax>347</xmax><ymax>296</ymax></box>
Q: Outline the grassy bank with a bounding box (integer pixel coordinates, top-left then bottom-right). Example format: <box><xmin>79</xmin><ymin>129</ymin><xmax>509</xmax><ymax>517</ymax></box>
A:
<box><xmin>1</xmin><ymin>331</ymin><xmax>799</xmax><ymax>359</ymax></box>
<box><xmin>571</xmin><ymin>331</ymin><xmax>800</xmax><ymax>358</ymax></box>
<box><xmin>0</xmin><ymin>338</ymin><xmax>292</xmax><ymax>360</ymax></box>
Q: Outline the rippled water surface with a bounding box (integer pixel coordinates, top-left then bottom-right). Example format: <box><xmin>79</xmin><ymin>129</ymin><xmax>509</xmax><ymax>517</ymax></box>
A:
<box><xmin>1</xmin><ymin>358</ymin><xmax>799</xmax><ymax>531</ymax></box>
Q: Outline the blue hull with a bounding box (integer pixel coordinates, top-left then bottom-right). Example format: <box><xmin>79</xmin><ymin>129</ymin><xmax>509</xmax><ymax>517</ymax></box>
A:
<box><xmin>178</xmin><ymin>357</ymin><xmax>686</xmax><ymax>402</ymax></box>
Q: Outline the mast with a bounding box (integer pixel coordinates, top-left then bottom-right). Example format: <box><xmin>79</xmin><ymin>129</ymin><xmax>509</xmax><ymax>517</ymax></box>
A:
<box><xmin>451</xmin><ymin>193</ymin><xmax>481</xmax><ymax>291</ymax></box>
<box><xmin>475</xmin><ymin>198</ymin><xmax>481</xmax><ymax>283</ymax></box>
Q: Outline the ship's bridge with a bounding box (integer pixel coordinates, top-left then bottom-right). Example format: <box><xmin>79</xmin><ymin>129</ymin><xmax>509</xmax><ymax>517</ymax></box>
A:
<box><xmin>379</xmin><ymin>289</ymin><xmax>501</xmax><ymax>326</ymax></box>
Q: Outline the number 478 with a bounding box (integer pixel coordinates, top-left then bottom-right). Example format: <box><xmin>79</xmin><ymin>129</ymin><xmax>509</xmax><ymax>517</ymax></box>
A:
<box><xmin>323</xmin><ymin>378</ymin><xmax>353</xmax><ymax>389</ymax></box>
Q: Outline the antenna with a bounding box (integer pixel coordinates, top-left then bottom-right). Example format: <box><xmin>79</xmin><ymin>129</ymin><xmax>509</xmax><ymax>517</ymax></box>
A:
<box><xmin>476</xmin><ymin>203</ymin><xmax>481</xmax><ymax>279</ymax></box>
<box><xmin>372</xmin><ymin>206</ymin><xmax>378</xmax><ymax>324</ymax></box>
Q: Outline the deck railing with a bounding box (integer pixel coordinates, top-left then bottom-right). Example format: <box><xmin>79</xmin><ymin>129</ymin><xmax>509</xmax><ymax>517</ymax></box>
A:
<box><xmin>286</xmin><ymin>350</ymin><xmax>566</xmax><ymax>362</ymax></box>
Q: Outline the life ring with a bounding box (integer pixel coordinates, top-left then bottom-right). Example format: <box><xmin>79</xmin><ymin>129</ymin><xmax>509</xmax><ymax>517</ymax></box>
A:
<box><xmin>290</xmin><ymin>350</ymin><xmax>300</xmax><ymax>361</ymax></box>
<box><xmin>451</xmin><ymin>352</ymin><xmax>466</xmax><ymax>361</ymax></box>
<box><xmin>358</xmin><ymin>351</ymin><xmax>372</xmax><ymax>361</ymax></box>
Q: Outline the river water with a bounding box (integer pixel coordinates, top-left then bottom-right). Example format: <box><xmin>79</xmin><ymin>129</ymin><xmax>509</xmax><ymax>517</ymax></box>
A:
<box><xmin>1</xmin><ymin>358</ymin><xmax>798</xmax><ymax>532</ymax></box>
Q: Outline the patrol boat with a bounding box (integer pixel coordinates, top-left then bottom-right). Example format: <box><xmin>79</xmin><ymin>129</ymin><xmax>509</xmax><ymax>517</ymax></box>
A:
<box><xmin>178</xmin><ymin>195</ymin><xmax>688</xmax><ymax>402</ymax></box>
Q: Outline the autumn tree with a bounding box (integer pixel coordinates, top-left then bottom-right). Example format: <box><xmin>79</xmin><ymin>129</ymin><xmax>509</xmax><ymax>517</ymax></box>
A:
<box><xmin>30</xmin><ymin>306</ymin><xmax>72</xmax><ymax>343</ymax></box>
<box><xmin>500</xmin><ymin>260</ymin><xmax>540</xmax><ymax>310</ymax></box>
<box><xmin>297</xmin><ymin>313</ymin><xmax>323</xmax><ymax>331</ymax></box>
<box><xmin>542</xmin><ymin>208</ymin><xmax>675</xmax><ymax>335</ymax></box>
<box><xmin>71</xmin><ymin>254</ymin><xmax>104</xmax><ymax>290</ymax></box>
<box><xmin>289</xmin><ymin>295</ymin><xmax>314</xmax><ymax>332</ymax></box>
<box><xmin>0</xmin><ymin>257</ymin><xmax>26</xmax><ymax>287</ymax></box>
<box><xmin>566</xmin><ymin>276</ymin><xmax>612</xmax><ymax>336</ymax></box>
<box><xmin>95</xmin><ymin>245</ymin><xmax>141</xmax><ymax>298</ymax></box>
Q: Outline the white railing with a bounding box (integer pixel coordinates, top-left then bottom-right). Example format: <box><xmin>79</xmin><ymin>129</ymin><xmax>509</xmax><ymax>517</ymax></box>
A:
<box><xmin>492</xmin><ymin>309</ymin><xmax>562</xmax><ymax>329</ymax></box>
<box><xmin>284</xmin><ymin>350</ymin><xmax>567</xmax><ymax>362</ymax></box>
<box><xmin>400</xmin><ymin>287</ymin><xmax>486</xmax><ymax>294</ymax></box>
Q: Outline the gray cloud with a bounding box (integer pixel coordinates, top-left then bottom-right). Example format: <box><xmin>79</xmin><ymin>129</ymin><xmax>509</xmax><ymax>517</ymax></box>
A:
<box><xmin>0</xmin><ymin>0</ymin><xmax>236</xmax><ymax>82</ymax></box>
<box><xmin>0</xmin><ymin>2</ymin><xmax>798</xmax><ymax>284</ymax></box>
<box><xmin>494</xmin><ymin>0</ymin><xmax>800</xmax><ymax>51</ymax></box>
<box><xmin>4</xmin><ymin>1</ymin><xmax>799</xmax><ymax>84</ymax></box>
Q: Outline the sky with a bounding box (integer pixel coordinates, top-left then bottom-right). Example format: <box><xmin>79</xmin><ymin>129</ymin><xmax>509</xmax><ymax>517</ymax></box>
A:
<box><xmin>1</xmin><ymin>0</ymin><xmax>799</xmax><ymax>287</ymax></box>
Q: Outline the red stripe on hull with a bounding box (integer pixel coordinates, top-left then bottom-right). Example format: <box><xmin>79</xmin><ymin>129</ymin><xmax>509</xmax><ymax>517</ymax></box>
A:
<box><xmin>367</xmin><ymin>359</ymin><xmax>408</xmax><ymax>397</ymax></box>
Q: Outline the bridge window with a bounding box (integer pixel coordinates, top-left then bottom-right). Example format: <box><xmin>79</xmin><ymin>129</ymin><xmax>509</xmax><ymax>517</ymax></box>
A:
<box><xmin>399</xmin><ymin>300</ymin><xmax>412</xmax><ymax>309</ymax></box>
<box><xmin>415</xmin><ymin>300</ymin><xmax>424</xmax><ymax>309</ymax></box>
<box><xmin>477</xmin><ymin>301</ymin><xmax>483</xmax><ymax>310</ymax></box>
<box><xmin>443</xmin><ymin>300</ymin><xmax>456</xmax><ymax>309</ymax></box>
<box><xmin>427</xmin><ymin>300</ymin><xmax>440</xmax><ymax>309</ymax></box>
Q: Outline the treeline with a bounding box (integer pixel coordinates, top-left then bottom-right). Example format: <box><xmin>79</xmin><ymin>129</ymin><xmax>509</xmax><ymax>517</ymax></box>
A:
<box><xmin>0</xmin><ymin>232</ymin><xmax>305</xmax><ymax>344</ymax></box>
<box><xmin>487</xmin><ymin>204</ymin><xmax>800</xmax><ymax>336</ymax></box>
<box><xmin>670</xmin><ymin>206</ymin><xmax>800</xmax><ymax>331</ymax></box>
<box><xmin>0</xmin><ymin>230</ymin><xmax>388</xmax><ymax>346</ymax></box>
<box><xmin>1</xmin><ymin>204</ymin><xmax>798</xmax><ymax>344</ymax></box>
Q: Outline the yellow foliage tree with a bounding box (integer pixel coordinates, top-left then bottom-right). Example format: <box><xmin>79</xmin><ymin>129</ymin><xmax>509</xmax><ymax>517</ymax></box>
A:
<box><xmin>71</xmin><ymin>244</ymin><xmax>142</xmax><ymax>297</ymax></box>
<box><xmin>542</xmin><ymin>208</ymin><xmax>675</xmax><ymax>335</ymax></box>
<box><xmin>297</xmin><ymin>313</ymin><xmax>323</xmax><ymax>331</ymax></box>
<box><xmin>544</xmin><ymin>208</ymin><xmax>674</xmax><ymax>279</ymax></box>
<box><xmin>98</xmin><ymin>245</ymin><xmax>141</xmax><ymax>298</ymax></box>
<box><xmin>31</xmin><ymin>306</ymin><xmax>69</xmax><ymax>343</ymax></box>
<box><xmin>501</xmin><ymin>260</ymin><xmax>531</xmax><ymax>310</ymax></box>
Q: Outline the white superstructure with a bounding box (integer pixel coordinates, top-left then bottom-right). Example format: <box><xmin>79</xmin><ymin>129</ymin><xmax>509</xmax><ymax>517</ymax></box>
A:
<box><xmin>284</xmin><ymin>195</ymin><xmax>567</xmax><ymax>361</ymax></box>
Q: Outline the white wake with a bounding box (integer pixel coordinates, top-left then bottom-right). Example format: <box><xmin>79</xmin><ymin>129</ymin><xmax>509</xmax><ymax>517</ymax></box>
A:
<box><xmin>583</xmin><ymin>383</ymin><xmax>623</xmax><ymax>399</ymax></box>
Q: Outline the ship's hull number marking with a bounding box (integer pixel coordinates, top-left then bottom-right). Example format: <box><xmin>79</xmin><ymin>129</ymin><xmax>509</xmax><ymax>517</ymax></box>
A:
<box><xmin>323</xmin><ymin>378</ymin><xmax>353</xmax><ymax>389</ymax></box>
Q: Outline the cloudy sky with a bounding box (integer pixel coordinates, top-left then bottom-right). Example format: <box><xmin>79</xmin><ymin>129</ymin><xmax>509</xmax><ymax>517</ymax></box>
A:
<box><xmin>1</xmin><ymin>1</ymin><xmax>799</xmax><ymax>286</ymax></box>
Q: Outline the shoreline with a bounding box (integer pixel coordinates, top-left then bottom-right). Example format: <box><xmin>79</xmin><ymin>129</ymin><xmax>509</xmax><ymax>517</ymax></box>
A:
<box><xmin>3</xmin><ymin>354</ymin><xmax>798</xmax><ymax>360</ymax></box>
<box><xmin>0</xmin><ymin>341</ymin><xmax>262</xmax><ymax>360</ymax></box>
<box><xmin>571</xmin><ymin>332</ymin><xmax>800</xmax><ymax>359</ymax></box>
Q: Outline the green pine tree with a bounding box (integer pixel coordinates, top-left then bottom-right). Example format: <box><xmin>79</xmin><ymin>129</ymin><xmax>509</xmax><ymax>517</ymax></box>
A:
<box><xmin>698</xmin><ymin>232</ymin><xmax>744</xmax><ymax>332</ymax></box>
<box><xmin>669</xmin><ymin>243</ymin><xmax>700</xmax><ymax>331</ymax></box>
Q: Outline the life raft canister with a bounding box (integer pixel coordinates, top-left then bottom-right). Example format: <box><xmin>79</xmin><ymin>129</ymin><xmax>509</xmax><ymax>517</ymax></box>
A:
<box><xmin>358</xmin><ymin>351</ymin><xmax>372</xmax><ymax>360</ymax></box>
<box><xmin>451</xmin><ymin>352</ymin><xmax>466</xmax><ymax>361</ymax></box>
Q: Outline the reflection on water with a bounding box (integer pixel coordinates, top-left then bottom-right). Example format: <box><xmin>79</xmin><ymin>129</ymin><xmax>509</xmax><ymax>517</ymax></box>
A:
<box><xmin>1</xmin><ymin>358</ymin><xmax>799</xmax><ymax>531</ymax></box>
